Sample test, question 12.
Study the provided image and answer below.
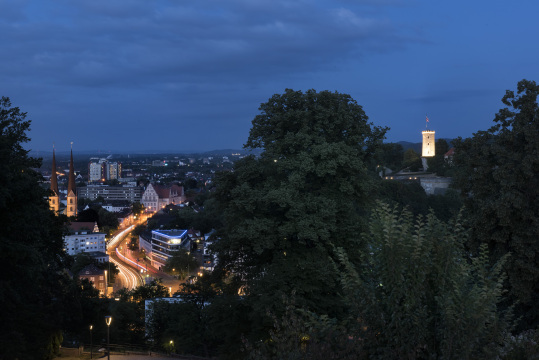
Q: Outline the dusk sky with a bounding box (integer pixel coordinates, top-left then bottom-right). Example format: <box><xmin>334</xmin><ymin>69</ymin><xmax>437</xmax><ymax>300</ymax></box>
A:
<box><xmin>3</xmin><ymin>0</ymin><xmax>539</xmax><ymax>152</ymax></box>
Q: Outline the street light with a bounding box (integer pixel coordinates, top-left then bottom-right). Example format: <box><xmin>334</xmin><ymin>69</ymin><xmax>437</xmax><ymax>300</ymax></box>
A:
<box><xmin>105</xmin><ymin>316</ymin><xmax>112</xmax><ymax>360</ymax></box>
<box><xmin>89</xmin><ymin>325</ymin><xmax>93</xmax><ymax>359</ymax></box>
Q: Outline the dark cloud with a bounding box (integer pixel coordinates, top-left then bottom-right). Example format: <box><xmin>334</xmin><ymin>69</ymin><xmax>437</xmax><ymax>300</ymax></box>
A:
<box><xmin>1</xmin><ymin>0</ymin><xmax>413</xmax><ymax>90</ymax></box>
<box><xmin>4</xmin><ymin>0</ymin><xmax>538</xmax><ymax>152</ymax></box>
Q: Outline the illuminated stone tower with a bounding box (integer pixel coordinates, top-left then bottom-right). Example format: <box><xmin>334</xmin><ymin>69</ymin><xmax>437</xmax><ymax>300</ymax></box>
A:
<box><xmin>66</xmin><ymin>142</ymin><xmax>77</xmax><ymax>217</ymax></box>
<box><xmin>421</xmin><ymin>116</ymin><xmax>435</xmax><ymax>171</ymax></box>
<box><xmin>49</xmin><ymin>145</ymin><xmax>60</xmax><ymax>213</ymax></box>
<box><xmin>422</xmin><ymin>130</ymin><xmax>435</xmax><ymax>157</ymax></box>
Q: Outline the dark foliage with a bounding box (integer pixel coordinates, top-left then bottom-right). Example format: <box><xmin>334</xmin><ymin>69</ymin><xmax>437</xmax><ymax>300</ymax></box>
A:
<box><xmin>452</xmin><ymin>79</ymin><xmax>539</xmax><ymax>329</ymax></box>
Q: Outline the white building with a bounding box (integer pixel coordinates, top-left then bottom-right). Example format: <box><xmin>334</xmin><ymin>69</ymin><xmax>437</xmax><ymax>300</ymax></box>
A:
<box><xmin>88</xmin><ymin>159</ymin><xmax>107</xmax><ymax>182</ymax></box>
<box><xmin>141</xmin><ymin>183</ymin><xmax>185</xmax><ymax>213</ymax></box>
<box><xmin>64</xmin><ymin>222</ymin><xmax>107</xmax><ymax>256</ymax></box>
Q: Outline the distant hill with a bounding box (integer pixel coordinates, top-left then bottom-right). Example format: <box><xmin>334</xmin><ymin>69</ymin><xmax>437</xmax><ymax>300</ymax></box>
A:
<box><xmin>30</xmin><ymin>148</ymin><xmax>263</xmax><ymax>162</ymax></box>
<box><xmin>397</xmin><ymin>141</ymin><xmax>422</xmax><ymax>153</ymax></box>
<box><xmin>31</xmin><ymin>139</ymin><xmax>456</xmax><ymax>161</ymax></box>
<box><xmin>397</xmin><ymin>138</ymin><xmax>455</xmax><ymax>154</ymax></box>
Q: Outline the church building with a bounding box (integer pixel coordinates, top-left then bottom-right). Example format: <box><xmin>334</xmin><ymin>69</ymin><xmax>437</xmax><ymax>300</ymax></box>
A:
<box><xmin>49</xmin><ymin>144</ymin><xmax>78</xmax><ymax>217</ymax></box>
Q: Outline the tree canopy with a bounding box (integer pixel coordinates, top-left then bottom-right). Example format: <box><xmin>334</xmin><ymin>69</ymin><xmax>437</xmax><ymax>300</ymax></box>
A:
<box><xmin>163</xmin><ymin>249</ymin><xmax>199</xmax><ymax>279</ymax></box>
<box><xmin>338</xmin><ymin>204</ymin><xmax>512</xmax><ymax>359</ymax></box>
<box><xmin>0</xmin><ymin>97</ymin><xmax>68</xmax><ymax>359</ymax></box>
<box><xmin>213</xmin><ymin>89</ymin><xmax>387</xmax><ymax>320</ymax></box>
<box><xmin>452</xmin><ymin>79</ymin><xmax>539</xmax><ymax>328</ymax></box>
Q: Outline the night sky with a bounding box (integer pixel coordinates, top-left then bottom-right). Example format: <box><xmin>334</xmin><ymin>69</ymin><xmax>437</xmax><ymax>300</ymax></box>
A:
<box><xmin>3</xmin><ymin>0</ymin><xmax>539</xmax><ymax>152</ymax></box>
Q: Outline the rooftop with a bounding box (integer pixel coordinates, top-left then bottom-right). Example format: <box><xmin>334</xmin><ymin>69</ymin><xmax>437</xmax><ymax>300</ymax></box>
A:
<box><xmin>152</xmin><ymin>229</ymin><xmax>188</xmax><ymax>238</ymax></box>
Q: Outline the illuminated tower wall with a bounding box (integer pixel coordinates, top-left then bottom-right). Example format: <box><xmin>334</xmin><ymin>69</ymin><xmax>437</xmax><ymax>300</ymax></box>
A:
<box><xmin>422</xmin><ymin>130</ymin><xmax>435</xmax><ymax>157</ymax></box>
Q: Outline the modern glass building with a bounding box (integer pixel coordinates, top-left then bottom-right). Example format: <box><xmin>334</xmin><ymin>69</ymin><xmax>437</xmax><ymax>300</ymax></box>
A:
<box><xmin>150</xmin><ymin>229</ymin><xmax>190</xmax><ymax>269</ymax></box>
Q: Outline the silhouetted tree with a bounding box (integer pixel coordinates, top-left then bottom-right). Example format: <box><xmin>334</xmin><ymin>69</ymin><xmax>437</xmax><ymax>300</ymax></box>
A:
<box><xmin>0</xmin><ymin>97</ymin><xmax>68</xmax><ymax>359</ymax></box>
<box><xmin>453</xmin><ymin>79</ymin><xmax>539</xmax><ymax>329</ymax></box>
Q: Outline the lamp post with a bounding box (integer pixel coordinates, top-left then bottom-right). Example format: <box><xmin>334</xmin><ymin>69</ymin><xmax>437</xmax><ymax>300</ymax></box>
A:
<box><xmin>105</xmin><ymin>316</ymin><xmax>112</xmax><ymax>360</ymax></box>
<box><xmin>104</xmin><ymin>270</ymin><xmax>108</xmax><ymax>298</ymax></box>
<box><xmin>89</xmin><ymin>325</ymin><xmax>93</xmax><ymax>359</ymax></box>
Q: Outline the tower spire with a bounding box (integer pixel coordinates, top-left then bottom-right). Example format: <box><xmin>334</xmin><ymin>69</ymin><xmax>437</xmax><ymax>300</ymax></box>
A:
<box><xmin>68</xmin><ymin>142</ymin><xmax>76</xmax><ymax>195</ymax></box>
<box><xmin>66</xmin><ymin>142</ymin><xmax>78</xmax><ymax>217</ymax></box>
<box><xmin>50</xmin><ymin>144</ymin><xmax>59</xmax><ymax>195</ymax></box>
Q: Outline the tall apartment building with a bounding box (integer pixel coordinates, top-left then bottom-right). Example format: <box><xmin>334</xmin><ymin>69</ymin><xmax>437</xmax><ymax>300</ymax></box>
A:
<box><xmin>106</xmin><ymin>162</ymin><xmax>121</xmax><ymax>180</ymax></box>
<box><xmin>88</xmin><ymin>159</ymin><xmax>106</xmax><ymax>182</ymax></box>
<box><xmin>88</xmin><ymin>158</ymin><xmax>122</xmax><ymax>182</ymax></box>
<box><xmin>78</xmin><ymin>185</ymin><xmax>143</xmax><ymax>203</ymax></box>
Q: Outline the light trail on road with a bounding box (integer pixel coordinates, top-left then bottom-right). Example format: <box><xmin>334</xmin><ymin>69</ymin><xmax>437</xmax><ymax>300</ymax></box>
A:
<box><xmin>111</xmin><ymin>255</ymin><xmax>142</xmax><ymax>290</ymax></box>
<box><xmin>108</xmin><ymin>225</ymin><xmax>134</xmax><ymax>248</ymax></box>
<box><xmin>116</xmin><ymin>247</ymin><xmax>157</xmax><ymax>274</ymax></box>
<box><xmin>107</xmin><ymin>225</ymin><xmax>142</xmax><ymax>291</ymax></box>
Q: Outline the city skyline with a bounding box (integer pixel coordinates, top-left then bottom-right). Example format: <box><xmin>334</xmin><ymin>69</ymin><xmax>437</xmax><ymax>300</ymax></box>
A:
<box><xmin>3</xmin><ymin>0</ymin><xmax>539</xmax><ymax>152</ymax></box>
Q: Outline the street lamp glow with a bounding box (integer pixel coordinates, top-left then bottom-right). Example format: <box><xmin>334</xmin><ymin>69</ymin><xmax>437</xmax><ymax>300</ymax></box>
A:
<box><xmin>90</xmin><ymin>325</ymin><xmax>93</xmax><ymax>359</ymax></box>
<box><xmin>105</xmin><ymin>316</ymin><xmax>112</xmax><ymax>360</ymax></box>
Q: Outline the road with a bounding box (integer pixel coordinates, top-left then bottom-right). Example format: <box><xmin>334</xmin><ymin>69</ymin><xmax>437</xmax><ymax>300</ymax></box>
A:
<box><xmin>107</xmin><ymin>225</ymin><xmax>144</xmax><ymax>291</ymax></box>
<box><xmin>106</xmin><ymin>218</ymin><xmax>181</xmax><ymax>294</ymax></box>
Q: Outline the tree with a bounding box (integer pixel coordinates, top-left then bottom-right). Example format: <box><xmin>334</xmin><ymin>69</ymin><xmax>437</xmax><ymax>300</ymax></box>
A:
<box><xmin>183</xmin><ymin>178</ymin><xmax>198</xmax><ymax>190</ymax></box>
<box><xmin>403</xmin><ymin>148</ymin><xmax>422</xmax><ymax>171</ymax></box>
<box><xmin>168</xmin><ymin>207</ymin><xmax>196</xmax><ymax>229</ymax></box>
<box><xmin>133</xmin><ymin>224</ymin><xmax>147</xmax><ymax>236</ymax></box>
<box><xmin>77</xmin><ymin>207</ymin><xmax>99</xmax><ymax>223</ymax></box>
<box><xmin>98</xmin><ymin>207</ymin><xmax>119</xmax><ymax>235</ymax></box>
<box><xmin>132</xmin><ymin>201</ymin><xmax>144</xmax><ymax>217</ymax></box>
<box><xmin>213</xmin><ymin>89</ymin><xmax>387</xmax><ymax>322</ymax></box>
<box><xmin>426</xmin><ymin>138</ymin><xmax>450</xmax><ymax>175</ymax></box>
<box><xmin>128</xmin><ymin>236</ymin><xmax>139</xmax><ymax>251</ymax></box>
<box><xmin>452</xmin><ymin>79</ymin><xmax>539</xmax><ymax>328</ymax></box>
<box><xmin>129</xmin><ymin>278</ymin><xmax>170</xmax><ymax>302</ymax></box>
<box><xmin>335</xmin><ymin>203</ymin><xmax>512</xmax><ymax>359</ymax></box>
<box><xmin>0</xmin><ymin>97</ymin><xmax>69</xmax><ymax>359</ymax></box>
<box><xmin>373</xmin><ymin>142</ymin><xmax>404</xmax><ymax>173</ymax></box>
<box><xmin>163</xmin><ymin>249</ymin><xmax>199</xmax><ymax>279</ymax></box>
<box><xmin>376</xmin><ymin>180</ymin><xmax>428</xmax><ymax>216</ymax></box>
<box><xmin>110</xmin><ymin>281</ymin><xmax>170</xmax><ymax>345</ymax></box>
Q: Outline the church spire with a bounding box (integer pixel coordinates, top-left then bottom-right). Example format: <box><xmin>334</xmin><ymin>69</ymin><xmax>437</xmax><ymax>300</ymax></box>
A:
<box><xmin>50</xmin><ymin>144</ymin><xmax>59</xmax><ymax>196</ymax></box>
<box><xmin>66</xmin><ymin>142</ymin><xmax>77</xmax><ymax>217</ymax></box>
<box><xmin>68</xmin><ymin>142</ymin><xmax>76</xmax><ymax>196</ymax></box>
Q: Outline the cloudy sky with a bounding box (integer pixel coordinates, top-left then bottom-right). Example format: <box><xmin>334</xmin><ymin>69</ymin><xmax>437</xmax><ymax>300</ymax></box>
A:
<box><xmin>3</xmin><ymin>0</ymin><xmax>539</xmax><ymax>152</ymax></box>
